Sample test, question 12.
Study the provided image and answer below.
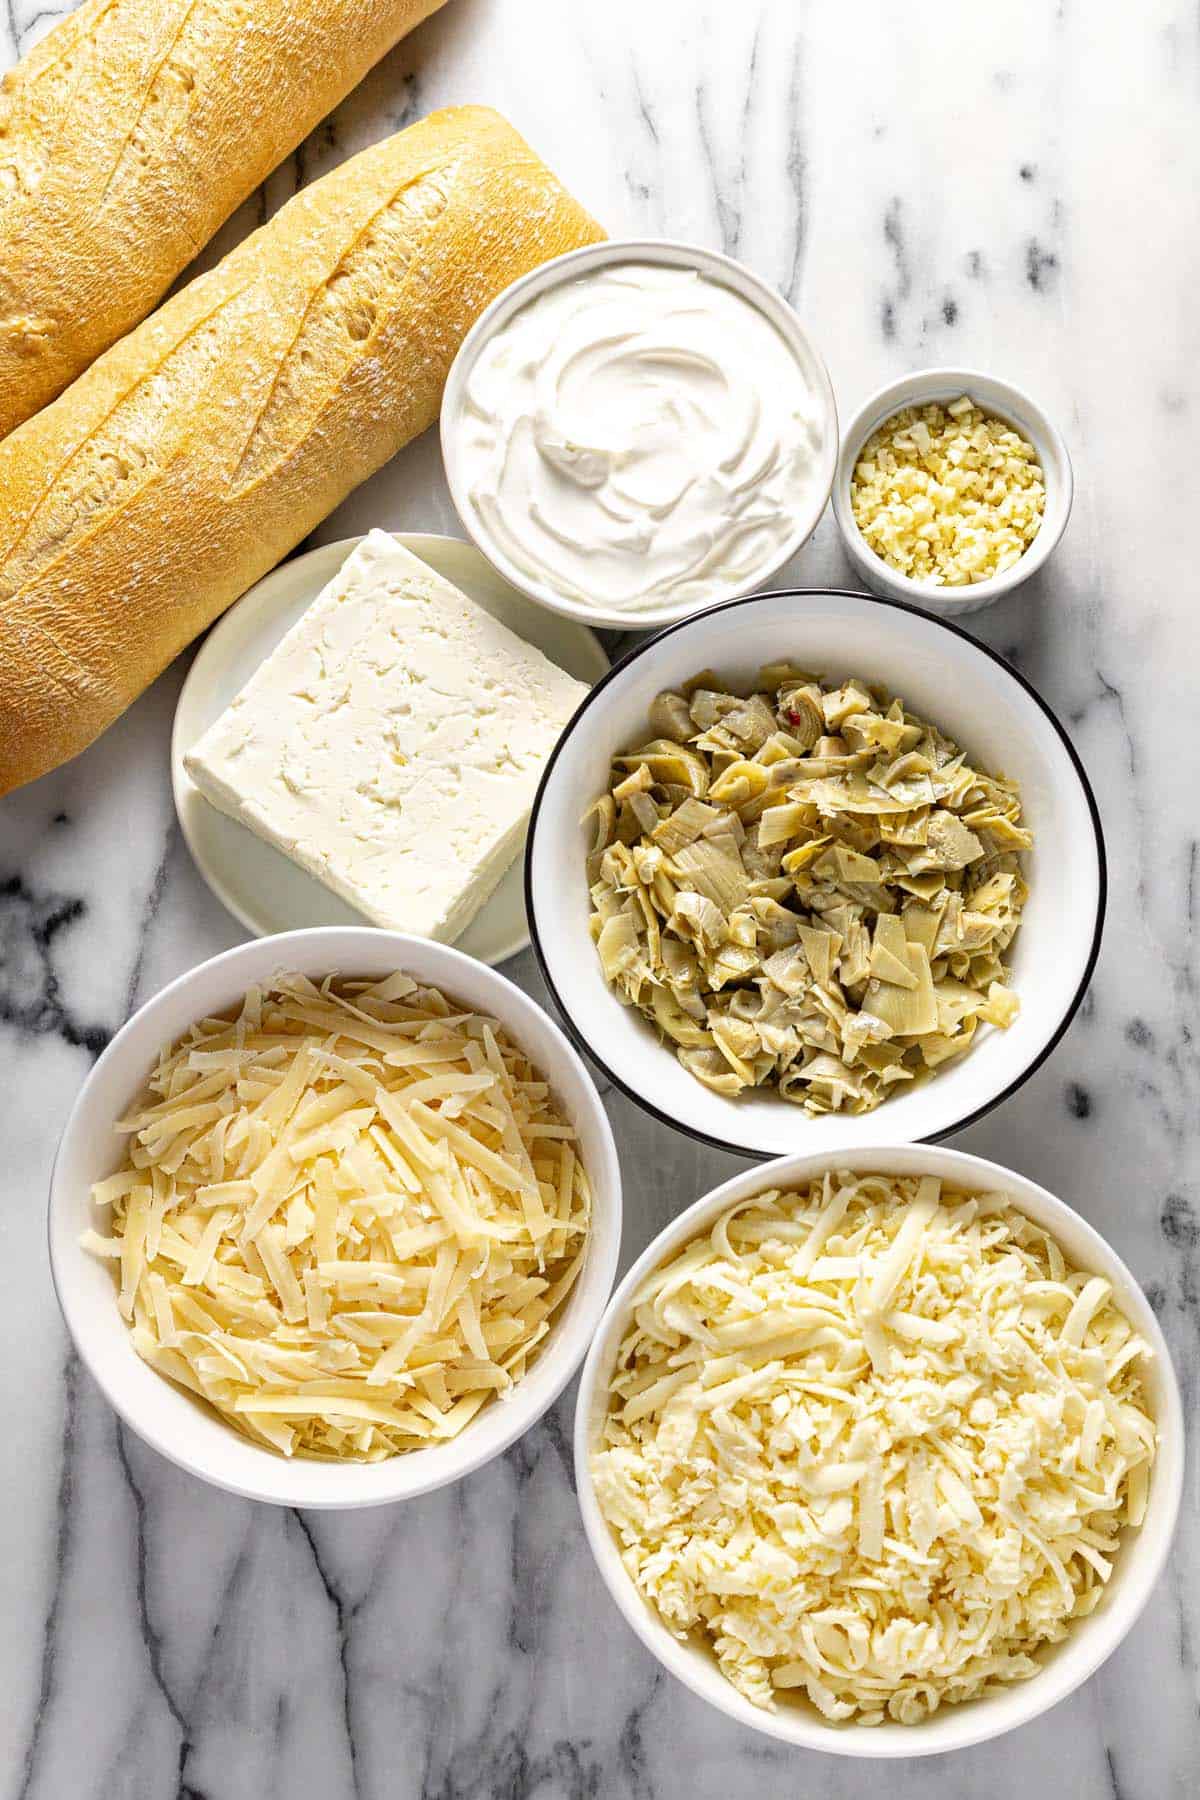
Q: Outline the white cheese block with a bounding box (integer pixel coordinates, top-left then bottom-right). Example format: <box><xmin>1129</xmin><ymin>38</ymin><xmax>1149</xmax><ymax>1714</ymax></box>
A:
<box><xmin>184</xmin><ymin>532</ymin><xmax>589</xmax><ymax>942</ymax></box>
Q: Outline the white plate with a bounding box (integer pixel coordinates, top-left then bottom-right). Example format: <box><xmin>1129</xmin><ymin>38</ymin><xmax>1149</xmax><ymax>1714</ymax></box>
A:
<box><xmin>172</xmin><ymin>534</ymin><xmax>609</xmax><ymax>965</ymax></box>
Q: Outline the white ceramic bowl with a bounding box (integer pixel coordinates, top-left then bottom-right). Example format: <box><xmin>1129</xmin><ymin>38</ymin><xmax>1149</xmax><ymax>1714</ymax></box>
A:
<box><xmin>831</xmin><ymin>368</ymin><xmax>1073</xmax><ymax>615</ymax></box>
<box><xmin>575</xmin><ymin>1144</ymin><xmax>1184</xmax><ymax>1757</ymax></box>
<box><xmin>440</xmin><ymin>239</ymin><xmax>838</xmax><ymax>630</ymax></box>
<box><xmin>48</xmin><ymin>928</ymin><xmax>622</xmax><ymax>1508</ymax></box>
<box><xmin>526</xmin><ymin>588</ymin><xmax>1104</xmax><ymax>1159</ymax></box>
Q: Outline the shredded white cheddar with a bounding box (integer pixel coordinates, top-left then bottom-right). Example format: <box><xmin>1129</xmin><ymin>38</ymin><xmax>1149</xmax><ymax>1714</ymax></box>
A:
<box><xmin>851</xmin><ymin>396</ymin><xmax>1045</xmax><ymax>587</ymax></box>
<box><xmin>592</xmin><ymin>1173</ymin><xmax>1157</xmax><ymax>1726</ymax></box>
<box><xmin>86</xmin><ymin>974</ymin><xmax>591</xmax><ymax>1461</ymax></box>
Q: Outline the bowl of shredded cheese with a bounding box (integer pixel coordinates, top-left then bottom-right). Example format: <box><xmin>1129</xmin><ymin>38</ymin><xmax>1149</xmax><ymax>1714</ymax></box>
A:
<box><xmin>575</xmin><ymin>1146</ymin><xmax>1182</xmax><ymax>1755</ymax></box>
<box><xmin>49</xmin><ymin>928</ymin><xmax>621</xmax><ymax>1507</ymax></box>
<box><xmin>831</xmin><ymin>369</ymin><xmax>1073</xmax><ymax>615</ymax></box>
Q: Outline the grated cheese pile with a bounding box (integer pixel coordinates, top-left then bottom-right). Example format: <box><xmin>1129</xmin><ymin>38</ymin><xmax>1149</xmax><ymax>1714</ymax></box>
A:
<box><xmin>851</xmin><ymin>396</ymin><xmax>1045</xmax><ymax>587</ymax></box>
<box><xmin>85</xmin><ymin>973</ymin><xmax>590</xmax><ymax>1461</ymax></box>
<box><xmin>592</xmin><ymin>1173</ymin><xmax>1156</xmax><ymax>1726</ymax></box>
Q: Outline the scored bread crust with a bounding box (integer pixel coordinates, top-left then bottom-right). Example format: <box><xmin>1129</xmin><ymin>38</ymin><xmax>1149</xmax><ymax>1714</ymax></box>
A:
<box><xmin>0</xmin><ymin>104</ymin><xmax>604</xmax><ymax>795</ymax></box>
<box><xmin>0</xmin><ymin>0</ymin><xmax>449</xmax><ymax>439</ymax></box>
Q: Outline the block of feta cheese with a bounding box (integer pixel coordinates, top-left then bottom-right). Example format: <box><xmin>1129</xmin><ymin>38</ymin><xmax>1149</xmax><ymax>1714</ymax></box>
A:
<box><xmin>184</xmin><ymin>532</ymin><xmax>589</xmax><ymax>942</ymax></box>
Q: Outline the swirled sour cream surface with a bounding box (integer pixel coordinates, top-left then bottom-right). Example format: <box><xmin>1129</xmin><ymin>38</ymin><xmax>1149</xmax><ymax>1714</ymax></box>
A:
<box><xmin>454</xmin><ymin>263</ymin><xmax>828</xmax><ymax>614</ymax></box>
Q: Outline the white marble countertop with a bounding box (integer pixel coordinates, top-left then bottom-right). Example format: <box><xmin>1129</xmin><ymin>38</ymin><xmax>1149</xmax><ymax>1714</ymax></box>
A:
<box><xmin>2</xmin><ymin>1</ymin><xmax>1197</xmax><ymax>1793</ymax></box>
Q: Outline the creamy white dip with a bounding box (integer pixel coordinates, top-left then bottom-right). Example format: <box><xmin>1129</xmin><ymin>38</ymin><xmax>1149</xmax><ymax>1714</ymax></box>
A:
<box><xmin>452</xmin><ymin>263</ymin><xmax>827</xmax><ymax>614</ymax></box>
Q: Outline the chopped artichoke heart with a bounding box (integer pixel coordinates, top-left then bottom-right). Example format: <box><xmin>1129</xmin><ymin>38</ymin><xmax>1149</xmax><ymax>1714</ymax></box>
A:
<box><xmin>721</xmin><ymin>696</ymin><xmax>778</xmax><ymax>749</ymax></box>
<box><xmin>780</xmin><ymin>836</ymin><xmax>832</xmax><ymax>875</ymax></box>
<box><xmin>894</xmin><ymin>871</ymin><xmax>948</xmax><ymax>900</ymax></box>
<box><xmin>807</xmin><ymin>774</ymin><xmax>924</xmax><ymax>817</ymax></box>
<box><xmin>847</xmin><ymin>712</ymin><xmax>920</xmax><ymax>754</ymax></box>
<box><xmin>878</xmin><ymin>749</ymin><xmax>933</xmax><ymax>789</ymax></box>
<box><xmin>726</xmin><ymin>907</ymin><xmax>759</xmax><ymax>950</ymax></box>
<box><xmin>762</xmin><ymin>946</ymin><xmax>810</xmax><ymax>997</ymax></box>
<box><xmin>627</xmin><ymin>790</ymin><xmax>660</xmax><ymax>835</ymax></box>
<box><xmin>934</xmin><ymin>978</ymin><xmax>986</xmax><ymax>1034</ymax></box>
<box><xmin>708</xmin><ymin>761</ymin><xmax>771</xmax><ymax>807</ymax></box>
<box><xmin>843</xmin><ymin>1009</ymin><xmax>894</xmax><ymax>1059</ymax></box>
<box><xmin>651</xmin><ymin>797</ymin><xmax>720</xmax><ymax>855</ymax></box>
<box><xmin>981</xmin><ymin>982</ymin><xmax>1021</xmax><ymax>1028</ymax></box>
<box><xmin>796</xmin><ymin>1054</ymin><xmax>863</xmax><ymax>1108</ymax></box>
<box><xmin>796</xmin><ymin>924</ymin><xmax>841</xmax><ymax>987</ymax></box>
<box><xmin>711</xmin><ymin>1016</ymin><xmax>762</xmax><ymax>1077</ymax></box>
<box><xmin>956</xmin><ymin>910</ymin><xmax>1004</xmax><ymax>952</ymax></box>
<box><xmin>758</xmin><ymin>802</ymin><xmax>811</xmax><ymax>848</ymax></box>
<box><xmin>651</xmin><ymin>989</ymin><xmax>714</xmax><ymax>1047</ymax></box>
<box><xmin>648</xmin><ymin>691</ymin><xmax>696</xmax><ymax>743</ymax></box>
<box><xmin>871</xmin><ymin>914</ymin><xmax>919</xmax><ymax>988</ymax></box>
<box><xmin>822</xmin><ymin>681</ymin><xmax>874</xmax><ymax>728</ymax></box>
<box><xmin>867</xmin><ymin>942</ymin><xmax>939</xmax><ymax>1036</ymax></box>
<box><xmin>680</xmin><ymin>1047</ymin><xmax>745</xmax><ymax>1095</ymax></box>
<box><xmin>776</xmin><ymin>686</ymin><xmax>825</xmax><ymax>749</ymax></box>
<box><xmin>878</xmin><ymin>807</ymin><xmax>930</xmax><ymax>846</ymax></box>
<box><xmin>673</xmin><ymin>891</ymin><xmax>728</xmax><ymax>950</ymax></box>
<box><xmin>616</xmin><ymin>740</ymin><xmax>710</xmax><ymax>795</ymax></box>
<box><xmin>979</xmin><ymin>815</ymin><xmax>1034</xmax><ymax>851</ymax></box>
<box><xmin>587</xmin><ymin>671</ymin><xmax>1030</xmax><ymax>1115</ymax></box>
<box><xmin>596</xmin><ymin>912</ymin><xmax>642</xmax><ymax>981</ymax></box>
<box><xmin>911</xmin><ymin>811</ymin><xmax>985</xmax><ymax>871</ymax></box>
<box><xmin>583</xmin><ymin>793</ymin><xmax>617</xmax><ymax>855</ymax></box>
<box><xmin>815</xmin><ymin>844</ymin><xmax>883</xmax><ymax>887</ymax></box>
<box><xmin>709</xmin><ymin>944</ymin><xmax>762</xmax><ymax>990</ymax></box>
<box><xmin>900</xmin><ymin>901</ymin><xmax>945</xmax><ymax>955</ymax></box>
<box><xmin>612</xmin><ymin>764</ymin><xmax>654</xmax><ymax>803</ymax></box>
<box><xmin>838</xmin><ymin>919</ymin><xmax>873</xmax><ymax>990</ymax></box>
<box><xmin>671</xmin><ymin>838</ymin><xmax>750</xmax><ymax>913</ymax></box>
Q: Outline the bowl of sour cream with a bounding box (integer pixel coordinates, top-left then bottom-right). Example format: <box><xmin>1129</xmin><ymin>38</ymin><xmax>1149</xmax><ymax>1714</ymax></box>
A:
<box><xmin>441</xmin><ymin>241</ymin><xmax>839</xmax><ymax>628</ymax></box>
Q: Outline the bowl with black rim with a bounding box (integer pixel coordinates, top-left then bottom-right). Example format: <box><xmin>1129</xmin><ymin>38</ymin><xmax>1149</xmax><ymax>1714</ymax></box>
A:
<box><xmin>524</xmin><ymin>588</ymin><xmax>1105</xmax><ymax>1159</ymax></box>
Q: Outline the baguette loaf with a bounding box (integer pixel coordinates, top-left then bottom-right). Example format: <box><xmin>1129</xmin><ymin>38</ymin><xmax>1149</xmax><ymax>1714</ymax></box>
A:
<box><xmin>0</xmin><ymin>0</ymin><xmax>450</xmax><ymax>438</ymax></box>
<box><xmin>0</xmin><ymin>105</ymin><xmax>603</xmax><ymax>794</ymax></box>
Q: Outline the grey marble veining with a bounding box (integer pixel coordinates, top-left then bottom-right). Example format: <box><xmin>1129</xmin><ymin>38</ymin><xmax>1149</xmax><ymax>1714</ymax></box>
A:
<box><xmin>2</xmin><ymin>1</ymin><xmax>1199</xmax><ymax>1795</ymax></box>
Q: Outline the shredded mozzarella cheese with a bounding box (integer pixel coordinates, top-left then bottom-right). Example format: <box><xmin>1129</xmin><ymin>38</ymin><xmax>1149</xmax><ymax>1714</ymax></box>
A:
<box><xmin>86</xmin><ymin>974</ymin><xmax>591</xmax><ymax>1461</ymax></box>
<box><xmin>592</xmin><ymin>1173</ymin><xmax>1156</xmax><ymax>1726</ymax></box>
<box><xmin>851</xmin><ymin>396</ymin><xmax>1045</xmax><ymax>587</ymax></box>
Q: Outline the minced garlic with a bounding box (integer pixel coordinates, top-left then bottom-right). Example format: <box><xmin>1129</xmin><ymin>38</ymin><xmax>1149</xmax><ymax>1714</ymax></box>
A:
<box><xmin>851</xmin><ymin>395</ymin><xmax>1045</xmax><ymax>587</ymax></box>
<box><xmin>592</xmin><ymin>1173</ymin><xmax>1157</xmax><ymax>1726</ymax></box>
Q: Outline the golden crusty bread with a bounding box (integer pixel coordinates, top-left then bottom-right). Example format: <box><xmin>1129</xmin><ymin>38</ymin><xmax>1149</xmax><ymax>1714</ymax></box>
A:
<box><xmin>0</xmin><ymin>105</ymin><xmax>603</xmax><ymax>795</ymax></box>
<box><xmin>0</xmin><ymin>0</ymin><xmax>450</xmax><ymax>438</ymax></box>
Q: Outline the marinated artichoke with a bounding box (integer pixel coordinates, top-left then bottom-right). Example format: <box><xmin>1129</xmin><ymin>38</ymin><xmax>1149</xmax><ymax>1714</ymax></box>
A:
<box><xmin>586</xmin><ymin>667</ymin><xmax>1031</xmax><ymax>1114</ymax></box>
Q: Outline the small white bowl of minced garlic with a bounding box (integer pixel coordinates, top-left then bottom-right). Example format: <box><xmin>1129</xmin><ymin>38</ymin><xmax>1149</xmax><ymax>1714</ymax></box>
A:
<box><xmin>832</xmin><ymin>369</ymin><xmax>1073</xmax><ymax>615</ymax></box>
